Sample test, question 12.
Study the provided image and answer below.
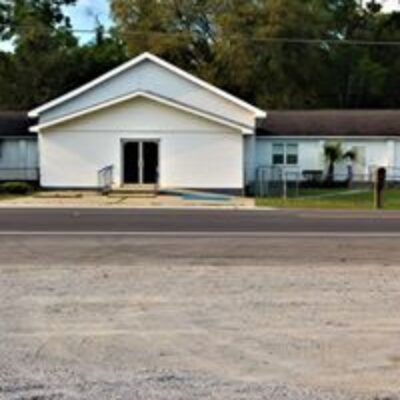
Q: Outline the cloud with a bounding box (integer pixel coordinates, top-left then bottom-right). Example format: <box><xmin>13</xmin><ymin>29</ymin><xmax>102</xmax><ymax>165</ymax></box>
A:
<box><xmin>366</xmin><ymin>0</ymin><xmax>400</xmax><ymax>12</ymax></box>
<box><xmin>384</xmin><ymin>0</ymin><xmax>400</xmax><ymax>12</ymax></box>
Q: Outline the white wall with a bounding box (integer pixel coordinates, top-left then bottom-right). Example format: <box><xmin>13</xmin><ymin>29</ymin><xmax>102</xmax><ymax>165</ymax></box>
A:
<box><xmin>395</xmin><ymin>142</ymin><xmax>400</xmax><ymax>168</ymax></box>
<box><xmin>250</xmin><ymin>137</ymin><xmax>400</xmax><ymax>183</ymax></box>
<box><xmin>41</xmin><ymin>60</ymin><xmax>257</xmax><ymax>128</ymax></box>
<box><xmin>335</xmin><ymin>140</ymin><xmax>388</xmax><ymax>179</ymax></box>
<box><xmin>250</xmin><ymin>138</ymin><xmax>322</xmax><ymax>183</ymax></box>
<box><xmin>40</xmin><ymin>96</ymin><xmax>244</xmax><ymax>190</ymax></box>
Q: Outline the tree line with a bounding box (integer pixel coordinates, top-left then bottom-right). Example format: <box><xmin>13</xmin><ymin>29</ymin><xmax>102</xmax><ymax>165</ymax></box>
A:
<box><xmin>1</xmin><ymin>0</ymin><xmax>400</xmax><ymax>111</ymax></box>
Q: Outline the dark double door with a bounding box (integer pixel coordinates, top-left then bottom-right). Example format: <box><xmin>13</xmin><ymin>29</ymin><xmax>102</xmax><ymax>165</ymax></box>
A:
<box><xmin>123</xmin><ymin>141</ymin><xmax>159</xmax><ymax>184</ymax></box>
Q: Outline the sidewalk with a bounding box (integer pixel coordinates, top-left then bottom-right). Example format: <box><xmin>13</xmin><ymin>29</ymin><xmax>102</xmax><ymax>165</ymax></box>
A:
<box><xmin>0</xmin><ymin>191</ymin><xmax>256</xmax><ymax>209</ymax></box>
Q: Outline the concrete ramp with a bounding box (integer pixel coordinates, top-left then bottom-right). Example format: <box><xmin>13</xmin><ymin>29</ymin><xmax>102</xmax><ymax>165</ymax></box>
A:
<box><xmin>163</xmin><ymin>189</ymin><xmax>234</xmax><ymax>202</ymax></box>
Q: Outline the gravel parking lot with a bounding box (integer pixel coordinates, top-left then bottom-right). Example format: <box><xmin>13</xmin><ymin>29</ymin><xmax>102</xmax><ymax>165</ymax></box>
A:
<box><xmin>1</xmin><ymin>235</ymin><xmax>400</xmax><ymax>399</ymax></box>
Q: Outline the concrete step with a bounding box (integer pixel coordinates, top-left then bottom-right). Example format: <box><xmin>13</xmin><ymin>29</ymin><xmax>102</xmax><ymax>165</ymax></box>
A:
<box><xmin>108</xmin><ymin>193</ymin><xmax>157</xmax><ymax>198</ymax></box>
<box><xmin>108</xmin><ymin>185</ymin><xmax>158</xmax><ymax>198</ymax></box>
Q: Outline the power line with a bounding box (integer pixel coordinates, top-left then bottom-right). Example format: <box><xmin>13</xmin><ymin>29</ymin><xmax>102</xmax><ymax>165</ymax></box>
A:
<box><xmin>11</xmin><ymin>25</ymin><xmax>400</xmax><ymax>47</ymax></box>
<box><xmin>74</xmin><ymin>30</ymin><xmax>400</xmax><ymax>47</ymax></box>
<box><xmin>249</xmin><ymin>37</ymin><xmax>400</xmax><ymax>46</ymax></box>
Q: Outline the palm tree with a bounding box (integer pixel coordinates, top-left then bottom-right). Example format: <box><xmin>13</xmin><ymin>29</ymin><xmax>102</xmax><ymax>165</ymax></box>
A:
<box><xmin>344</xmin><ymin>148</ymin><xmax>357</xmax><ymax>165</ymax></box>
<box><xmin>324</xmin><ymin>142</ymin><xmax>343</xmax><ymax>183</ymax></box>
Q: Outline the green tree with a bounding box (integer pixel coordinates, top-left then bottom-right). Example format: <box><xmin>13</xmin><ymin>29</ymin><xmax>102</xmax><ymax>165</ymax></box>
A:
<box><xmin>250</xmin><ymin>0</ymin><xmax>331</xmax><ymax>108</ymax></box>
<box><xmin>318</xmin><ymin>0</ymin><xmax>394</xmax><ymax>108</ymax></box>
<box><xmin>0</xmin><ymin>0</ymin><xmax>127</xmax><ymax>110</ymax></box>
<box><xmin>111</xmin><ymin>0</ymin><xmax>217</xmax><ymax>70</ymax></box>
<box><xmin>324</xmin><ymin>141</ymin><xmax>343</xmax><ymax>182</ymax></box>
<box><xmin>0</xmin><ymin>0</ymin><xmax>78</xmax><ymax>109</ymax></box>
<box><xmin>0</xmin><ymin>0</ymin><xmax>76</xmax><ymax>41</ymax></box>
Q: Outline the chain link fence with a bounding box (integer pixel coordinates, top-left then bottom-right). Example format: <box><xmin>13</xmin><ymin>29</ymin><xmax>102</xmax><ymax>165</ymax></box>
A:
<box><xmin>255</xmin><ymin>165</ymin><xmax>400</xmax><ymax>199</ymax></box>
<box><xmin>256</xmin><ymin>166</ymin><xmax>301</xmax><ymax>198</ymax></box>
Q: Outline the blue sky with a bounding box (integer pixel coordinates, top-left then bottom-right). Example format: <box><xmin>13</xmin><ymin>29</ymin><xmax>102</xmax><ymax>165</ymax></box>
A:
<box><xmin>0</xmin><ymin>0</ymin><xmax>112</xmax><ymax>51</ymax></box>
<box><xmin>64</xmin><ymin>0</ymin><xmax>113</xmax><ymax>41</ymax></box>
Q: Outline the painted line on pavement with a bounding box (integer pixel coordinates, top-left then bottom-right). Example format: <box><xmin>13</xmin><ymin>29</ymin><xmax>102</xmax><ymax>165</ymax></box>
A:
<box><xmin>0</xmin><ymin>231</ymin><xmax>400</xmax><ymax>237</ymax></box>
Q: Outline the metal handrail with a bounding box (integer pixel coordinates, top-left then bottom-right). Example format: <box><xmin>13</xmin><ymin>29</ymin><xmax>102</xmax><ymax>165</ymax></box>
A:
<box><xmin>97</xmin><ymin>165</ymin><xmax>114</xmax><ymax>194</ymax></box>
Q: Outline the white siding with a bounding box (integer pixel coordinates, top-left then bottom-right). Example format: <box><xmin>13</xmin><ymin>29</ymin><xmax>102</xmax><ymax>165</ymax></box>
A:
<box><xmin>41</xmin><ymin>60</ymin><xmax>256</xmax><ymax>128</ymax></box>
<box><xmin>394</xmin><ymin>142</ymin><xmax>400</xmax><ymax>168</ymax></box>
<box><xmin>250</xmin><ymin>137</ymin><xmax>400</xmax><ymax>183</ymax></box>
<box><xmin>40</xmin><ymin>96</ymin><xmax>244</xmax><ymax>190</ymax></box>
<box><xmin>256</xmin><ymin>139</ymin><xmax>322</xmax><ymax>170</ymax></box>
<box><xmin>336</xmin><ymin>140</ymin><xmax>388</xmax><ymax>179</ymax></box>
<box><xmin>252</xmin><ymin>139</ymin><xmax>322</xmax><ymax>183</ymax></box>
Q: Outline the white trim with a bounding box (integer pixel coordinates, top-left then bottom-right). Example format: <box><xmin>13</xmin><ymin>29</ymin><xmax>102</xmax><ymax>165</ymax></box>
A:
<box><xmin>30</xmin><ymin>91</ymin><xmax>254</xmax><ymax>134</ymax></box>
<box><xmin>29</xmin><ymin>52</ymin><xmax>266</xmax><ymax>118</ymax></box>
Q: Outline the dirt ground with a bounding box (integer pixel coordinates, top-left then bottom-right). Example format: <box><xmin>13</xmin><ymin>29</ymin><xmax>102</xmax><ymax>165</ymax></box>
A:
<box><xmin>1</xmin><ymin>236</ymin><xmax>400</xmax><ymax>399</ymax></box>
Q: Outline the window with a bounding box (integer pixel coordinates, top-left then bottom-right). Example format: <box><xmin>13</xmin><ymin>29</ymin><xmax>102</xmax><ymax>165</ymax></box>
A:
<box><xmin>286</xmin><ymin>144</ymin><xmax>298</xmax><ymax>165</ymax></box>
<box><xmin>272</xmin><ymin>143</ymin><xmax>298</xmax><ymax>166</ymax></box>
<box><xmin>272</xmin><ymin>144</ymin><xmax>285</xmax><ymax>165</ymax></box>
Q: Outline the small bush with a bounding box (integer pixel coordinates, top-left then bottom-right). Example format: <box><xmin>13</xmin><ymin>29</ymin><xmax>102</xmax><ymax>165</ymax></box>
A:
<box><xmin>0</xmin><ymin>182</ymin><xmax>34</xmax><ymax>195</ymax></box>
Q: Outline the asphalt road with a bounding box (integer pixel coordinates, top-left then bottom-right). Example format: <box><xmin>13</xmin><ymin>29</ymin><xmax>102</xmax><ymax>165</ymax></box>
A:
<box><xmin>0</xmin><ymin>208</ymin><xmax>400</xmax><ymax>234</ymax></box>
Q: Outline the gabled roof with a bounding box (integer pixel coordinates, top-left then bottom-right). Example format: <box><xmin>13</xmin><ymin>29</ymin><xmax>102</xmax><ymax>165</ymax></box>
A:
<box><xmin>0</xmin><ymin>111</ymin><xmax>37</xmax><ymax>137</ymax></box>
<box><xmin>31</xmin><ymin>91</ymin><xmax>254</xmax><ymax>134</ymax></box>
<box><xmin>29</xmin><ymin>52</ymin><xmax>266</xmax><ymax>118</ymax></box>
<box><xmin>257</xmin><ymin>110</ymin><xmax>400</xmax><ymax>137</ymax></box>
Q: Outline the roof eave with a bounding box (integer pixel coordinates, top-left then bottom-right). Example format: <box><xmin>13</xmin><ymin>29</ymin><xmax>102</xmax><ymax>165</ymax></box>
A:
<box><xmin>29</xmin><ymin>52</ymin><xmax>265</xmax><ymax>118</ymax></box>
<box><xmin>28</xmin><ymin>110</ymin><xmax>39</xmax><ymax>118</ymax></box>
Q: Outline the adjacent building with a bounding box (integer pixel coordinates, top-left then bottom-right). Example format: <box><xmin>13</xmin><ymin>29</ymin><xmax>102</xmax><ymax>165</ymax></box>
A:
<box><xmin>255</xmin><ymin>110</ymin><xmax>400</xmax><ymax>184</ymax></box>
<box><xmin>0</xmin><ymin>112</ymin><xmax>38</xmax><ymax>182</ymax></box>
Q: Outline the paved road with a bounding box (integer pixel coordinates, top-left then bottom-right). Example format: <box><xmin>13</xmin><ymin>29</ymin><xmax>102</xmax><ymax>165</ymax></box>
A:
<box><xmin>0</xmin><ymin>208</ymin><xmax>400</xmax><ymax>234</ymax></box>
